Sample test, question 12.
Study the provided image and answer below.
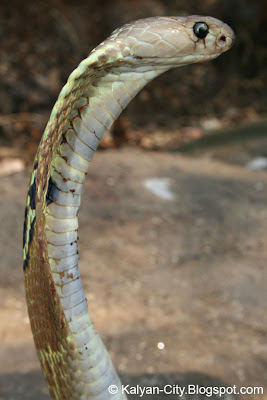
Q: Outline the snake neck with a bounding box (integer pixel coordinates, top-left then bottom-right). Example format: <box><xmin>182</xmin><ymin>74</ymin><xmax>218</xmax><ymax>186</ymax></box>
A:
<box><xmin>46</xmin><ymin>66</ymin><xmax>166</xmax><ymax>321</ymax></box>
<box><xmin>26</xmin><ymin>64</ymin><xmax>168</xmax><ymax>400</ymax></box>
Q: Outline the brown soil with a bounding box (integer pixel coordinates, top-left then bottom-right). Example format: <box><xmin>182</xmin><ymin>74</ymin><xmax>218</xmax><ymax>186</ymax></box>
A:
<box><xmin>0</xmin><ymin>143</ymin><xmax>266</xmax><ymax>399</ymax></box>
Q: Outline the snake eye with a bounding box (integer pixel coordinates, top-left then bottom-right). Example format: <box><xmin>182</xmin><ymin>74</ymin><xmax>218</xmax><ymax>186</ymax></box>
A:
<box><xmin>193</xmin><ymin>22</ymin><xmax>209</xmax><ymax>39</ymax></box>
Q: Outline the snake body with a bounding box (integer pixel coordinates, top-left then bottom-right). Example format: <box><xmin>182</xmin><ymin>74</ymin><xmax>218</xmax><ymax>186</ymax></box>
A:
<box><xmin>23</xmin><ymin>16</ymin><xmax>234</xmax><ymax>400</ymax></box>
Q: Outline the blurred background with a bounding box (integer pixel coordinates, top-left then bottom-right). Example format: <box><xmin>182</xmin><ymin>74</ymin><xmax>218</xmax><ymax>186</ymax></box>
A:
<box><xmin>0</xmin><ymin>0</ymin><xmax>266</xmax><ymax>399</ymax></box>
<box><xmin>0</xmin><ymin>0</ymin><xmax>266</xmax><ymax>155</ymax></box>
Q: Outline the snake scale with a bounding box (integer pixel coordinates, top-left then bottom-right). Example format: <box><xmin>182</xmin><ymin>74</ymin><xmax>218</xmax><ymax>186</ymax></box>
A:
<box><xmin>23</xmin><ymin>15</ymin><xmax>235</xmax><ymax>400</ymax></box>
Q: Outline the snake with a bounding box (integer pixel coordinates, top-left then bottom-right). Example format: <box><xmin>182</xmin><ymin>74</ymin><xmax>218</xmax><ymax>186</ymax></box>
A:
<box><xmin>23</xmin><ymin>15</ymin><xmax>235</xmax><ymax>400</ymax></box>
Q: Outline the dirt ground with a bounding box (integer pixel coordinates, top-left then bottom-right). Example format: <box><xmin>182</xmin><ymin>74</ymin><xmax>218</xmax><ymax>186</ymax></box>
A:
<box><xmin>0</xmin><ymin>136</ymin><xmax>266</xmax><ymax>399</ymax></box>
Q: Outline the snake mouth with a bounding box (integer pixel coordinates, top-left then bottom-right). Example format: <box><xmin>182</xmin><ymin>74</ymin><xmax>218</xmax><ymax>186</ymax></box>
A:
<box><xmin>128</xmin><ymin>52</ymin><xmax>225</xmax><ymax>66</ymax></box>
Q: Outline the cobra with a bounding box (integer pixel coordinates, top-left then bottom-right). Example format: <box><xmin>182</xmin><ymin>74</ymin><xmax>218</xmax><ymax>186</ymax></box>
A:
<box><xmin>23</xmin><ymin>15</ymin><xmax>235</xmax><ymax>400</ymax></box>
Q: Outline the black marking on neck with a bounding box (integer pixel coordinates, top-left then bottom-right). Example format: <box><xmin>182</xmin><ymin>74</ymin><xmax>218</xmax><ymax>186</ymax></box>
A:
<box><xmin>23</xmin><ymin>206</ymin><xmax>28</xmax><ymax>248</ymax></box>
<box><xmin>46</xmin><ymin>177</ymin><xmax>60</xmax><ymax>206</ymax></box>
<box><xmin>28</xmin><ymin>179</ymin><xmax>37</xmax><ymax>210</ymax></box>
<box><xmin>29</xmin><ymin>217</ymin><xmax>36</xmax><ymax>246</ymax></box>
<box><xmin>23</xmin><ymin>252</ymin><xmax>30</xmax><ymax>271</ymax></box>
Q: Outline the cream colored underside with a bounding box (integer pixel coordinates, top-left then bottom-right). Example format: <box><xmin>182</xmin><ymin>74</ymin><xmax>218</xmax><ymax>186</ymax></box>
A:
<box><xmin>44</xmin><ymin>67</ymin><xmax>166</xmax><ymax>399</ymax></box>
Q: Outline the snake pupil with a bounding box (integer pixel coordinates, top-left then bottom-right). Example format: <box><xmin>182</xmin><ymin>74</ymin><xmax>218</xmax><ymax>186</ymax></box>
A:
<box><xmin>193</xmin><ymin>22</ymin><xmax>209</xmax><ymax>39</ymax></box>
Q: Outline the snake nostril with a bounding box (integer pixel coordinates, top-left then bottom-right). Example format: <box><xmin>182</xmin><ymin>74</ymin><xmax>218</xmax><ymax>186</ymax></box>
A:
<box><xmin>219</xmin><ymin>35</ymin><xmax>226</xmax><ymax>45</ymax></box>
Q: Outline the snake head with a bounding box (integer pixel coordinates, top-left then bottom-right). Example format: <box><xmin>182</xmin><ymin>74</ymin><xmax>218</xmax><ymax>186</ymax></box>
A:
<box><xmin>104</xmin><ymin>15</ymin><xmax>235</xmax><ymax>67</ymax></box>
